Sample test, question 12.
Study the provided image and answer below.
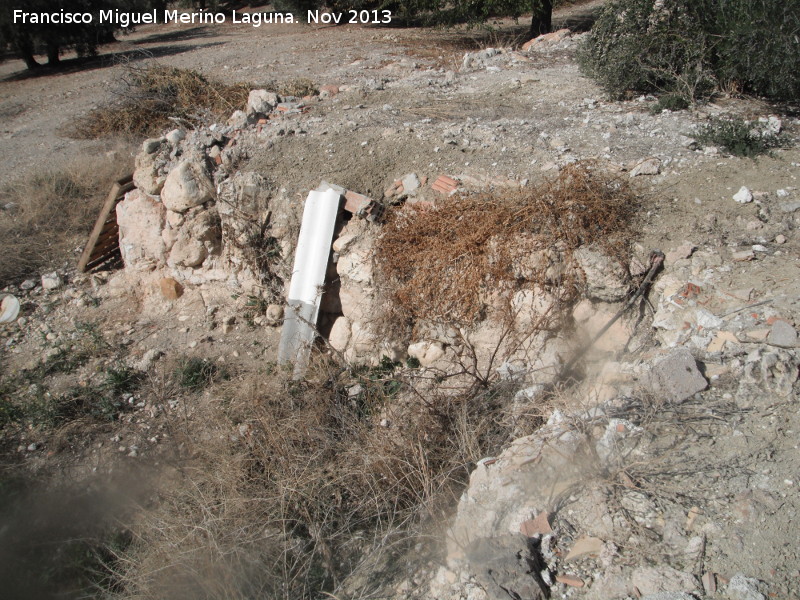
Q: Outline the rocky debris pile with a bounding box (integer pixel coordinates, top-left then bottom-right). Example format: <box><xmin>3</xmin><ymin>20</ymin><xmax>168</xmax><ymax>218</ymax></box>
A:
<box><xmin>461</xmin><ymin>30</ymin><xmax>582</xmax><ymax>73</ymax></box>
<box><xmin>423</xmin><ymin>230</ymin><xmax>800</xmax><ymax>600</ymax></box>
<box><xmin>121</xmin><ymin>87</ymin><xmax>325</xmax><ymax>298</ymax></box>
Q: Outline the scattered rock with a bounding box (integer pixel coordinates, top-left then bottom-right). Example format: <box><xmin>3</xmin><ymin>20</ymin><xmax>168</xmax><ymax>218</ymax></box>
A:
<box><xmin>319</xmin><ymin>84</ymin><xmax>339</xmax><ymax>98</ymax></box>
<box><xmin>733</xmin><ymin>186</ymin><xmax>753</xmax><ymax>203</ymax></box>
<box><xmin>165</xmin><ymin>128</ymin><xmax>186</xmax><ymax>146</ymax></box>
<box><xmin>648</xmin><ymin>348</ymin><xmax>707</xmax><ymax>402</ymax></box>
<box><xmin>574</xmin><ymin>246</ymin><xmax>629</xmax><ymax>302</ymax></box>
<box><xmin>41</xmin><ymin>272</ymin><xmax>63</xmax><ymax>290</ymax></box>
<box><xmin>519</xmin><ymin>511</ymin><xmax>552</xmax><ymax>537</ymax></box>
<box><xmin>137</xmin><ymin>348</ymin><xmax>163</xmax><ymax>371</ymax></box>
<box><xmin>702</xmin><ymin>571</ymin><xmax>717</xmax><ymax>594</ymax></box>
<box><xmin>665</xmin><ymin>241</ymin><xmax>695</xmax><ymax>264</ymax></box>
<box><xmin>555</xmin><ymin>574</ymin><xmax>584</xmax><ymax>588</ymax></box>
<box><xmin>726</xmin><ymin>573</ymin><xmax>767</xmax><ymax>600</ymax></box>
<box><xmin>465</xmin><ymin>535</ymin><xmax>548</xmax><ymax>600</ymax></box>
<box><xmin>732</xmin><ymin>249</ymin><xmax>755</xmax><ymax>261</ymax></box>
<box><xmin>169</xmin><ymin>235</ymin><xmax>208</xmax><ymax>268</ymax></box>
<box><xmin>401</xmin><ymin>172</ymin><xmax>421</xmax><ymax>195</ymax></box>
<box><xmin>328</xmin><ymin>316</ymin><xmax>351</xmax><ymax>352</ymax></box>
<box><xmin>159</xmin><ymin>277</ymin><xmax>183</xmax><ymax>300</ymax></box>
<box><xmin>133</xmin><ymin>145</ymin><xmax>167</xmax><ymax>195</ymax></box>
<box><xmin>142</xmin><ymin>137</ymin><xmax>163</xmax><ymax>154</ymax></box>
<box><xmin>767</xmin><ymin>320</ymin><xmax>798</xmax><ymax>348</ymax></box>
<box><xmin>116</xmin><ymin>190</ymin><xmax>167</xmax><ymax>270</ymax></box>
<box><xmin>565</xmin><ymin>536</ymin><xmax>604</xmax><ymax>561</ymax></box>
<box><xmin>247</xmin><ymin>89</ymin><xmax>279</xmax><ymax>115</ymax></box>
<box><xmin>521</xmin><ymin>28</ymin><xmax>571</xmax><ymax>51</ymax></box>
<box><xmin>640</xmin><ymin>594</ymin><xmax>698</xmax><ymax>600</ymax></box>
<box><xmin>266</xmin><ymin>304</ymin><xmax>284</xmax><ymax>324</ymax></box>
<box><xmin>228</xmin><ymin>110</ymin><xmax>247</xmax><ymax>128</ymax></box>
<box><xmin>408</xmin><ymin>340</ymin><xmax>445</xmax><ymax>367</ymax></box>
<box><xmin>631</xmin><ymin>566</ymin><xmax>700</xmax><ymax>596</ymax></box>
<box><xmin>630</xmin><ymin>157</ymin><xmax>661</xmax><ymax>177</ymax></box>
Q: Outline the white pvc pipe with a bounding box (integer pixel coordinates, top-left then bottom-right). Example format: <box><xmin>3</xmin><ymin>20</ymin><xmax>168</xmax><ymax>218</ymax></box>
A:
<box><xmin>277</xmin><ymin>188</ymin><xmax>341</xmax><ymax>376</ymax></box>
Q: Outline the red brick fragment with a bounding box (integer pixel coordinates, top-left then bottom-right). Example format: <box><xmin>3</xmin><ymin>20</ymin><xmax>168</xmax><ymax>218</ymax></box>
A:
<box><xmin>555</xmin><ymin>575</ymin><xmax>585</xmax><ymax>588</ymax></box>
<box><xmin>520</xmin><ymin>511</ymin><xmax>553</xmax><ymax>537</ymax></box>
<box><xmin>343</xmin><ymin>190</ymin><xmax>373</xmax><ymax>214</ymax></box>
<box><xmin>432</xmin><ymin>174</ymin><xmax>459</xmax><ymax>195</ymax></box>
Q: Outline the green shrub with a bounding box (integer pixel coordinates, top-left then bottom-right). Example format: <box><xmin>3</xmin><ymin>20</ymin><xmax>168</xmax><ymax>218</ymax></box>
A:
<box><xmin>706</xmin><ymin>0</ymin><xmax>800</xmax><ymax>101</ymax></box>
<box><xmin>578</xmin><ymin>0</ymin><xmax>715</xmax><ymax>102</ymax></box>
<box><xmin>580</xmin><ymin>0</ymin><xmax>800</xmax><ymax>103</ymax></box>
<box><xmin>695</xmin><ymin>117</ymin><xmax>787</xmax><ymax>157</ymax></box>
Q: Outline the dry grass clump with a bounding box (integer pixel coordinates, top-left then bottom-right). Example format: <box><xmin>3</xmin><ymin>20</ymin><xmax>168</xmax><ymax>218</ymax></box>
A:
<box><xmin>376</xmin><ymin>162</ymin><xmax>636</xmax><ymax>327</ymax></box>
<box><xmin>111</xmin><ymin>358</ymin><xmax>511</xmax><ymax>599</ymax></box>
<box><xmin>0</xmin><ymin>154</ymin><xmax>130</xmax><ymax>286</ymax></box>
<box><xmin>273</xmin><ymin>77</ymin><xmax>318</xmax><ymax>98</ymax></box>
<box><xmin>72</xmin><ymin>64</ymin><xmax>250</xmax><ymax>139</ymax></box>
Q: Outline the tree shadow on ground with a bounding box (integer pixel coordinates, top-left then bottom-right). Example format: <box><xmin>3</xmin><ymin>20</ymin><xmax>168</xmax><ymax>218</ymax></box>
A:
<box><xmin>410</xmin><ymin>1</ymin><xmax>604</xmax><ymax>53</ymax></box>
<box><xmin>555</xmin><ymin>3</ymin><xmax>605</xmax><ymax>32</ymax></box>
<box><xmin>126</xmin><ymin>25</ymin><xmax>217</xmax><ymax>45</ymax></box>
<box><xmin>0</xmin><ymin>41</ymin><xmax>224</xmax><ymax>83</ymax></box>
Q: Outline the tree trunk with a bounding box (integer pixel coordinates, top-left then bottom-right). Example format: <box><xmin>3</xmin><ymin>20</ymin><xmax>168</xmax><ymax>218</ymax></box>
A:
<box><xmin>15</xmin><ymin>35</ymin><xmax>40</xmax><ymax>69</ymax></box>
<box><xmin>529</xmin><ymin>0</ymin><xmax>553</xmax><ymax>38</ymax></box>
<box><xmin>46</xmin><ymin>41</ymin><xmax>60</xmax><ymax>65</ymax></box>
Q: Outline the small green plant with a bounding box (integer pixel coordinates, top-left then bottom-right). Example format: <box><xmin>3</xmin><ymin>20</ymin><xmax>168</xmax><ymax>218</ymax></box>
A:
<box><xmin>24</xmin><ymin>387</ymin><xmax>80</xmax><ymax>428</ymax></box>
<box><xmin>0</xmin><ymin>363</ymin><xmax>145</xmax><ymax>429</ymax></box>
<box><xmin>176</xmin><ymin>358</ymin><xmax>220</xmax><ymax>390</ymax></box>
<box><xmin>0</xmin><ymin>396</ymin><xmax>23</xmax><ymax>428</ymax></box>
<box><xmin>347</xmin><ymin>356</ymin><xmax>404</xmax><ymax>418</ymax></box>
<box><xmin>695</xmin><ymin>117</ymin><xmax>787</xmax><ymax>158</ymax></box>
<box><xmin>244</xmin><ymin>294</ymin><xmax>270</xmax><ymax>326</ymax></box>
<box><xmin>104</xmin><ymin>367</ymin><xmax>144</xmax><ymax>396</ymax></box>
<box><xmin>650</xmin><ymin>94</ymin><xmax>690</xmax><ymax>113</ymax></box>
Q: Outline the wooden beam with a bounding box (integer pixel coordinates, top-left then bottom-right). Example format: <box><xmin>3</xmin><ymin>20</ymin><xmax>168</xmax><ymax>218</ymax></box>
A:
<box><xmin>77</xmin><ymin>174</ymin><xmax>134</xmax><ymax>273</ymax></box>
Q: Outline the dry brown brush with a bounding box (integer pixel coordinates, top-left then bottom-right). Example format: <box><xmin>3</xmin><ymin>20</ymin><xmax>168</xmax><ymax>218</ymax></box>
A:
<box><xmin>375</xmin><ymin>162</ymin><xmax>637</xmax><ymax>328</ymax></box>
<box><xmin>72</xmin><ymin>64</ymin><xmax>250</xmax><ymax>139</ymax></box>
<box><xmin>110</xmin><ymin>357</ymin><xmax>510</xmax><ymax>599</ymax></box>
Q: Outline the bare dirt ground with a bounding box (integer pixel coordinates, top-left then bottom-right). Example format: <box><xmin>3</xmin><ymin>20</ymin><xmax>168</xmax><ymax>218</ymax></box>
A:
<box><xmin>0</xmin><ymin>1</ymin><xmax>606</xmax><ymax>187</ymax></box>
<box><xmin>2</xmin><ymin>1</ymin><xmax>800</xmax><ymax>598</ymax></box>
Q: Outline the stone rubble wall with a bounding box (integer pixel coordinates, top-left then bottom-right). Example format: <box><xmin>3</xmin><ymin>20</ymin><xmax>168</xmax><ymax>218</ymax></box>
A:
<box><xmin>118</xmin><ymin>90</ymin><xmax>639</xmax><ymax>384</ymax></box>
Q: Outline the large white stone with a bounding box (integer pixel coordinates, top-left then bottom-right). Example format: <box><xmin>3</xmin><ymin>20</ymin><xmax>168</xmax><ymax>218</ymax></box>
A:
<box><xmin>247</xmin><ymin>89</ymin><xmax>279</xmax><ymax>115</ymax></box>
<box><xmin>328</xmin><ymin>316</ymin><xmax>352</xmax><ymax>352</ymax></box>
<box><xmin>574</xmin><ymin>246</ymin><xmax>630</xmax><ymax>302</ymax></box>
<box><xmin>133</xmin><ymin>150</ymin><xmax>166</xmax><ymax>195</ymax></box>
<box><xmin>116</xmin><ymin>189</ymin><xmax>167</xmax><ymax>270</ymax></box>
<box><xmin>168</xmin><ymin>235</ymin><xmax>207</xmax><ymax>268</ymax></box>
<box><xmin>161</xmin><ymin>161</ymin><xmax>214</xmax><ymax>213</ymax></box>
<box><xmin>733</xmin><ymin>186</ymin><xmax>753</xmax><ymax>203</ymax></box>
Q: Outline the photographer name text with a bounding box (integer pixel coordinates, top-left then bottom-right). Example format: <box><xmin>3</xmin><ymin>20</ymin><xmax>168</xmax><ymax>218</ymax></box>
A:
<box><xmin>13</xmin><ymin>9</ymin><xmax>392</xmax><ymax>28</ymax></box>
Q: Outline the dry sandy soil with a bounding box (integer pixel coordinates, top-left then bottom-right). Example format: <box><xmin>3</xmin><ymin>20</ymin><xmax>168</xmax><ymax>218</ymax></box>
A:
<box><xmin>1</xmin><ymin>1</ymin><xmax>800</xmax><ymax>599</ymax></box>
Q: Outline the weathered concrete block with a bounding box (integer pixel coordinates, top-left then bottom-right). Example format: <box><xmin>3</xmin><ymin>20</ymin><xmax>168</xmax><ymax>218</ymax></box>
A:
<box><xmin>648</xmin><ymin>348</ymin><xmax>707</xmax><ymax>402</ymax></box>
